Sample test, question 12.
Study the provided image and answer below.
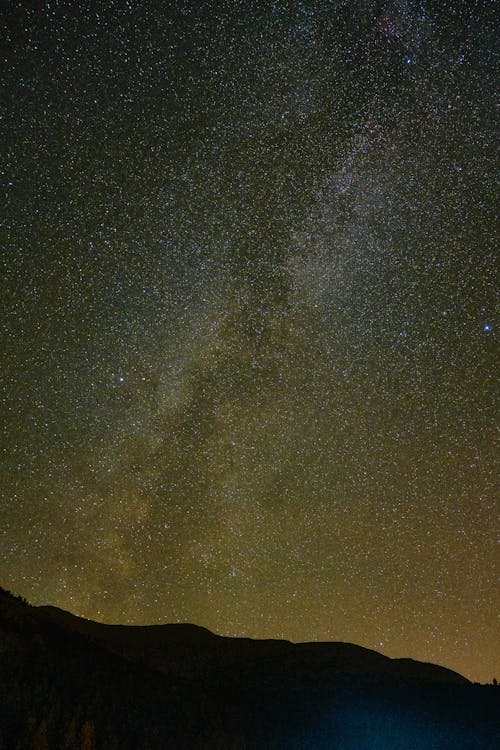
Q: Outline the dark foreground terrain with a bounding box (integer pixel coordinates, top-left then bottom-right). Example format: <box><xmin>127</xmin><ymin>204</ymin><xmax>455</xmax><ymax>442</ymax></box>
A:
<box><xmin>0</xmin><ymin>587</ymin><xmax>498</xmax><ymax>749</ymax></box>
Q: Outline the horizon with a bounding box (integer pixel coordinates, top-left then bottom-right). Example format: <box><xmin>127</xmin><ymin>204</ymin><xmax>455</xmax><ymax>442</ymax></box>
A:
<box><xmin>5</xmin><ymin>586</ymin><xmax>491</xmax><ymax>684</ymax></box>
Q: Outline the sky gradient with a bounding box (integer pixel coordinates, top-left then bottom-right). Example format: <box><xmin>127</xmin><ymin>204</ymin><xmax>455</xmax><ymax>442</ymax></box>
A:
<box><xmin>1</xmin><ymin>0</ymin><xmax>497</xmax><ymax>683</ymax></box>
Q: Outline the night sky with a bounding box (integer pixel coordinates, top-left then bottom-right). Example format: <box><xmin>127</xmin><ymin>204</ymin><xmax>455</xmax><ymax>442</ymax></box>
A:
<box><xmin>1</xmin><ymin>1</ymin><xmax>497</xmax><ymax>683</ymax></box>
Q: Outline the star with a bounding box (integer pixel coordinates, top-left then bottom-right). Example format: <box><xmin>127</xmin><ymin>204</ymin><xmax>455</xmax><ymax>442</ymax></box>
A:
<box><xmin>1</xmin><ymin>0</ymin><xmax>496</xmax><ymax>686</ymax></box>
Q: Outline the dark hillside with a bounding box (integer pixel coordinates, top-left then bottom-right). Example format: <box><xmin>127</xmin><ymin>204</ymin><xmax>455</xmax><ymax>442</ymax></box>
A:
<box><xmin>1</xmin><ymin>588</ymin><xmax>498</xmax><ymax>749</ymax></box>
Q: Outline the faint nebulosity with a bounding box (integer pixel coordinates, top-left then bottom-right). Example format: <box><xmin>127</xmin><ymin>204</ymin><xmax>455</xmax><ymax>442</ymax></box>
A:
<box><xmin>1</xmin><ymin>1</ymin><xmax>497</xmax><ymax>683</ymax></box>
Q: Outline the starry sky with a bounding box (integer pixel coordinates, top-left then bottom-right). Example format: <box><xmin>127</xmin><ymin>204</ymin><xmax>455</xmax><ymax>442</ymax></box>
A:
<box><xmin>1</xmin><ymin>1</ymin><xmax>497</xmax><ymax>683</ymax></box>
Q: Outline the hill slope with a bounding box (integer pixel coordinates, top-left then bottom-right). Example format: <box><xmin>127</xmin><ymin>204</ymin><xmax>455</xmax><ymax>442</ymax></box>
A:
<box><xmin>0</xmin><ymin>587</ymin><xmax>498</xmax><ymax>749</ymax></box>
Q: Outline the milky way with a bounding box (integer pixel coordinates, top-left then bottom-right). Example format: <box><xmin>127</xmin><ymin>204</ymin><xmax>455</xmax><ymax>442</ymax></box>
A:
<box><xmin>1</xmin><ymin>1</ymin><xmax>497</xmax><ymax>682</ymax></box>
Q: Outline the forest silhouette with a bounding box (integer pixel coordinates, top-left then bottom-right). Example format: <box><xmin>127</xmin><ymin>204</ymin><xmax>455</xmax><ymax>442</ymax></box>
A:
<box><xmin>1</xmin><ymin>587</ymin><xmax>498</xmax><ymax>749</ymax></box>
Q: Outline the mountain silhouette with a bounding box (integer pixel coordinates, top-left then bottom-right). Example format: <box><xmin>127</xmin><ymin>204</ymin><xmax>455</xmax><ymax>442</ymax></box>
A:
<box><xmin>1</xmin><ymin>586</ymin><xmax>498</xmax><ymax>749</ymax></box>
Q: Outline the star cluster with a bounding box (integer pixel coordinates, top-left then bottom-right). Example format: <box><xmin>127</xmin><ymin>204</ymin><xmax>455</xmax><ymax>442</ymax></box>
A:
<box><xmin>1</xmin><ymin>1</ymin><xmax>497</xmax><ymax>682</ymax></box>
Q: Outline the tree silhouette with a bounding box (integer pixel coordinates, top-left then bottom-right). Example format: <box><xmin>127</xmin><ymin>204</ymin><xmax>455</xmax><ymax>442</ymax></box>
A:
<box><xmin>31</xmin><ymin>719</ymin><xmax>49</xmax><ymax>750</ymax></box>
<box><xmin>62</xmin><ymin>717</ymin><xmax>77</xmax><ymax>749</ymax></box>
<box><xmin>79</xmin><ymin>720</ymin><xmax>96</xmax><ymax>750</ymax></box>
